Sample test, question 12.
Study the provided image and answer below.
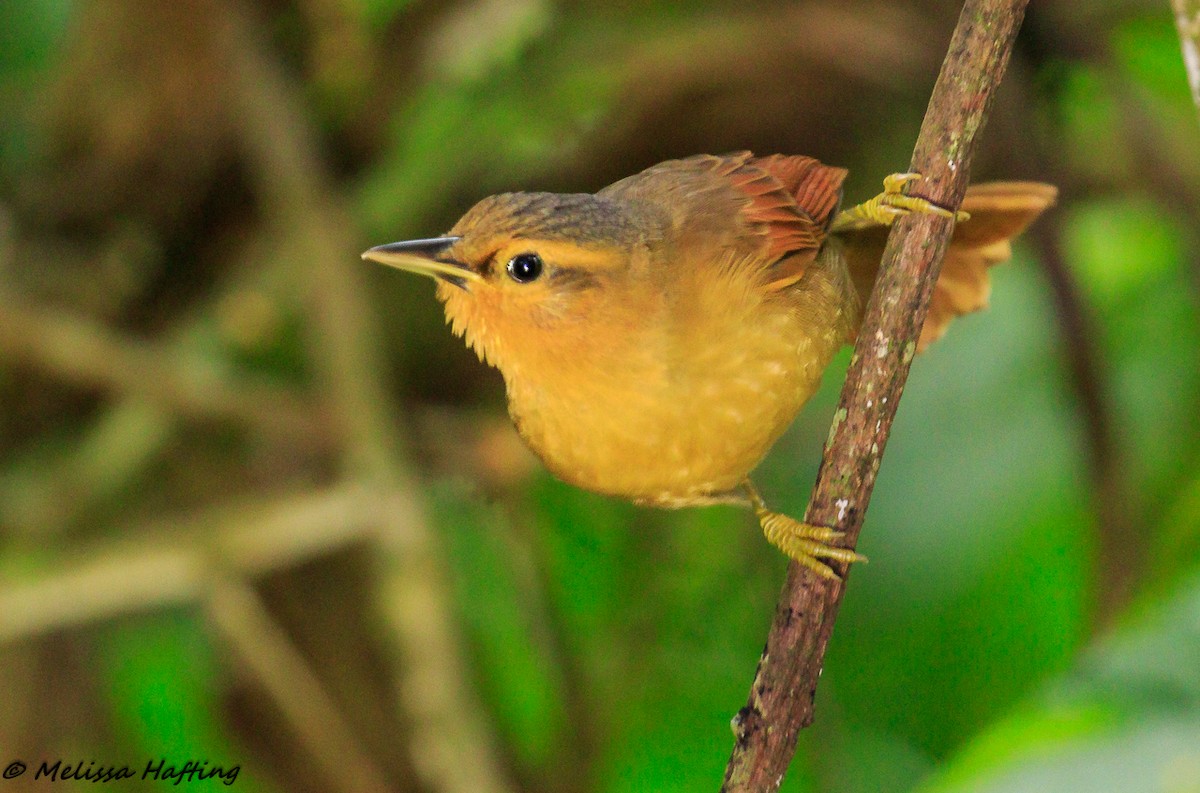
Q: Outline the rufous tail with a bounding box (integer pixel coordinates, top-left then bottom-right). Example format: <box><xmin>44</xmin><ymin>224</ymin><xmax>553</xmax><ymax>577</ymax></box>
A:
<box><xmin>839</xmin><ymin>182</ymin><xmax>1057</xmax><ymax>351</ymax></box>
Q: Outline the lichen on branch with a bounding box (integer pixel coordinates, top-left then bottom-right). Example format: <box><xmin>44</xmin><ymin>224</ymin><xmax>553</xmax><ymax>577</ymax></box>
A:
<box><xmin>721</xmin><ymin>1</ymin><xmax>1033</xmax><ymax>790</ymax></box>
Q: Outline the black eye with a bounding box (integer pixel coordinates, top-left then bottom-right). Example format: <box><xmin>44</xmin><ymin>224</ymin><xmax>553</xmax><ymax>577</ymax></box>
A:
<box><xmin>506</xmin><ymin>252</ymin><xmax>543</xmax><ymax>283</ymax></box>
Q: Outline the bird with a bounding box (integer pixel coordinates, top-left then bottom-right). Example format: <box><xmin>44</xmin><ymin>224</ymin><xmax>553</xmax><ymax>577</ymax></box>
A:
<box><xmin>363</xmin><ymin>152</ymin><xmax>1056</xmax><ymax>578</ymax></box>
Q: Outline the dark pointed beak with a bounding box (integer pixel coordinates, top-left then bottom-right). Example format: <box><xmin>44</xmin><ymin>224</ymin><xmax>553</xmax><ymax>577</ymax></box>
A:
<box><xmin>361</xmin><ymin>236</ymin><xmax>480</xmax><ymax>288</ymax></box>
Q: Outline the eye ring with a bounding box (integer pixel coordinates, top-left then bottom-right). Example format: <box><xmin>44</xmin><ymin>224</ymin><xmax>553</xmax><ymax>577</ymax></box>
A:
<box><xmin>506</xmin><ymin>252</ymin><xmax>544</xmax><ymax>283</ymax></box>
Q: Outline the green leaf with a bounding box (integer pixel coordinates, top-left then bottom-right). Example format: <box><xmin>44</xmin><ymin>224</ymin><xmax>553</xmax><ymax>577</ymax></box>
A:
<box><xmin>820</xmin><ymin>259</ymin><xmax>1091</xmax><ymax>758</ymax></box>
<box><xmin>0</xmin><ymin>0</ymin><xmax>71</xmax><ymax>77</ymax></box>
<box><xmin>916</xmin><ymin>569</ymin><xmax>1200</xmax><ymax>792</ymax></box>
<box><xmin>94</xmin><ymin>612</ymin><xmax>269</xmax><ymax>791</ymax></box>
<box><xmin>433</xmin><ymin>480</ymin><xmax>566</xmax><ymax>769</ymax></box>
<box><xmin>1061</xmin><ymin>197</ymin><xmax>1183</xmax><ymax>308</ymax></box>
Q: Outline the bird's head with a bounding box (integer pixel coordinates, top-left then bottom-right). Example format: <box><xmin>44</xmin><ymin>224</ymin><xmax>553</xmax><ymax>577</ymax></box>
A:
<box><xmin>363</xmin><ymin>191</ymin><xmax>661</xmax><ymax>382</ymax></box>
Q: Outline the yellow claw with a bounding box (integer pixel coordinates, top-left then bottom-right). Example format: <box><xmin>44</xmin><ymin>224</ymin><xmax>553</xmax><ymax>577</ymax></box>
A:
<box><xmin>742</xmin><ymin>480</ymin><xmax>867</xmax><ymax>580</ymax></box>
<box><xmin>831</xmin><ymin>172</ymin><xmax>969</xmax><ymax>232</ymax></box>
<box><xmin>882</xmin><ymin>172</ymin><xmax>923</xmax><ymax>193</ymax></box>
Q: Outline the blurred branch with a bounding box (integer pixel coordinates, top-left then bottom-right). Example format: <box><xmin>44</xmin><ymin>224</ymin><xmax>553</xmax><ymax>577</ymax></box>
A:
<box><xmin>1110</xmin><ymin>70</ymin><xmax>1200</xmax><ymax>299</ymax></box>
<box><xmin>0</xmin><ymin>297</ymin><xmax>324</xmax><ymax>439</ymax></box>
<box><xmin>498</xmin><ymin>501</ymin><xmax>601</xmax><ymax>792</ymax></box>
<box><xmin>1032</xmin><ymin>218</ymin><xmax>1135</xmax><ymax>625</ymax></box>
<box><xmin>206</xmin><ymin>574</ymin><xmax>391</xmax><ymax>793</ymax></box>
<box><xmin>569</xmin><ymin>3</ymin><xmax>941</xmax><ymax>188</ymax></box>
<box><xmin>617</xmin><ymin>4</ymin><xmax>934</xmax><ymax>101</ymax></box>
<box><xmin>215</xmin><ymin>3</ymin><xmax>515</xmax><ymax>793</ymax></box>
<box><xmin>1</xmin><ymin>400</ymin><xmax>174</xmax><ymax>534</ymax></box>
<box><xmin>1172</xmin><ymin>0</ymin><xmax>1200</xmax><ymax>121</ymax></box>
<box><xmin>998</xmin><ymin>52</ymin><xmax>1200</xmax><ymax>626</ymax></box>
<box><xmin>0</xmin><ymin>484</ymin><xmax>382</xmax><ymax>644</ymax></box>
<box><xmin>722</xmin><ymin>1</ymin><xmax>1029</xmax><ymax>789</ymax></box>
<box><xmin>0</xmin><ymin>242</ymin><xmax>322</xmax><ymax>537</ymax></box>
<box><xmin>994</xmin><ymin>61</ymin><xmax>1138</xmax><ymax>628</ymax></box>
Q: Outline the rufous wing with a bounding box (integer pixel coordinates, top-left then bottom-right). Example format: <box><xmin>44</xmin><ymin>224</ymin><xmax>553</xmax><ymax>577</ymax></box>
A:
<box><xmin>711</xmin><ymin>152</ymin><xmax>848</xmax><ymax>291</ymax></box>
<box><xmin>840</xmin><ymin>181</ymin><xmax>1057</xmax><ymax>350</ymax></box>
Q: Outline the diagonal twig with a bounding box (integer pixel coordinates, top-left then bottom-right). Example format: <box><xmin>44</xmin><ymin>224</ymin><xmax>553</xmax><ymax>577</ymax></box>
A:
<box><xmin>206</xmin><ymin>574</ymin><xmax>392</xmax><ymax>793</ymax></box>
<box><xmin>0</xmin><ymin>299</ymin><xmax>324</xmax><ymax>439</ymax></box>
<box><xmin>722</xmin><ymin>0</ymin><xmax>1031</xmax><ymax>789</ymax></box>
<box><xmin>215</xmin><ymin>3</ymin><xmax>515</xmax><ymax>792</ymax></box>
<box><xmin>1172</xmin><ymin>0</ymin><xmax>1200</xmax><ymax>122</ymax></box>
<box><xmin>0</xmin><ymin>484</ymin><xmax>383</xmax><ymax>644</ymax></box>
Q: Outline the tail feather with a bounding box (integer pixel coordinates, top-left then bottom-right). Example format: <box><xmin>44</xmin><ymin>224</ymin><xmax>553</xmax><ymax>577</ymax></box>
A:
<box><xmin>840</xmin><ymin>181</ymin><xmax>1057</xmax><ymax>350</ymax></box>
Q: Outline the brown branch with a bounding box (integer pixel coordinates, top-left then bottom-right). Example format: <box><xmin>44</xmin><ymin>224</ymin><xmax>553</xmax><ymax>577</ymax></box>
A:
<box><xmin>206</xmin><ymin>574</ymin><xmax>392</xmax><ymax>793</ymax></box>
<box><xmin>215</xmin><ymin>4</ymin><xmax>515</xmax><ymax>793</ymax></box>
<box><xmin>0</xmin><ymin>484</ymin><xmax>381</xmax><ymax>644</ymax></box>
<box><xmin>991</xmin><ymin>60</ymin><xmax>1136</xmax><ymax>630</ymax></box>
<box><xmin>1031</xmin><ymin>218</ymin><xmax>1135</xmax><ymax>626</ymax></box>
<box><xmin>0</xmin><ymin>298</ymin><xmax>325</xmax><ymax>440</ymax></box>
<box><xmin>1109</xmin><ymin>69</ymin><xmax>1200</xmax><ymax>304</ymax></box>
<box><xmin>721</xmin><ymin>1</ymin><xmax>1030</xmax><ymax>789</ymax></box>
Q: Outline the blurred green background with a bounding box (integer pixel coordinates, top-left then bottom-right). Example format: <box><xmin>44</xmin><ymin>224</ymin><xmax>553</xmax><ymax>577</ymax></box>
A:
<box><xmin>1</xmin><ymin>1</ymin><xmax>1199</xmax><ymax>792</ymax></box>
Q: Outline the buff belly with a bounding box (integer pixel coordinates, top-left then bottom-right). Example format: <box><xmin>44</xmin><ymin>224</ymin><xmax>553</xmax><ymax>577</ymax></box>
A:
<box><xmin>505</xmin><ymin>307</ymin><xmax>840</xmax><ymax>506</ymax></box>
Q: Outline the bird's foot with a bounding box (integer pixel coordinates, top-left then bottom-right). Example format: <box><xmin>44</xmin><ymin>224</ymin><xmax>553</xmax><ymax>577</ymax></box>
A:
<box><xmin>830</xmin><ymin>173</ymin><xmax>969</xmax><ymax>232</ymax></box>
<box><xmin>742</xmin><ymin>480</ymin><xmax>866</xmax><ymax>580</ymax></box>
